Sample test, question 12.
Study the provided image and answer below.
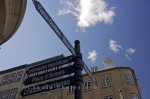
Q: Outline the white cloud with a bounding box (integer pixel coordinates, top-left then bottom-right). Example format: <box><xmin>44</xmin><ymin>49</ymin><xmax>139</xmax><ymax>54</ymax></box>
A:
<box><xmin>109</xmin><ymin>39</ymin><xmax>123</xmax><ymax>53</ymax></box>
<box><xmin>125</xmin><ymin>48</ymin><xmax>136</xmax><ymax>61</ymax></box>
<box><xmin>58</xmin><ymin>0</ymin><xmax>79</xmax><ymax>17</ymax></box>
<box><xmin>58</xmin><ymin>0</ymin><xmax>115</xmax><ymax>29</ymax></box>
<box><xmin>125</xmin><ymin>54</ymin><xmax>132</xmax><ymax>61</ymax></box>
<box><xmin>127</xmin><ymin>48</ymin><xmax>136</xmax><ymax>54</ymax></box>
<box><xmin>108</xmin><ymin>40</ymin><xmax>136</xmax><ymax>61</ymax></box>
<box><xmin>87</xmin><ymin>50</ymin><xmax>97</xmax><ymax>63</ymax></box>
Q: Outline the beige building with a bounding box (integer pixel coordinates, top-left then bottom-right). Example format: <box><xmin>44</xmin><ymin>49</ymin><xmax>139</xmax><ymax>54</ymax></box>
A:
<box><xmin>0</xmin><ymin>55</ymin><xmax>141</xmax><ymax>99</ymax></box>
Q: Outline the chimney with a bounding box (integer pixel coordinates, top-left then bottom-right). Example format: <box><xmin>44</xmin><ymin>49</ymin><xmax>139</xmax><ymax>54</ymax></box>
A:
<box><xmin>103</xmin><ymin>58</ymin><xmax>115</xmax><ymax>69</ymax></box>
<box><xmin>91</xmin><ymin>66</ymin><xmax>98</xmax><ymax>72</ymax></box>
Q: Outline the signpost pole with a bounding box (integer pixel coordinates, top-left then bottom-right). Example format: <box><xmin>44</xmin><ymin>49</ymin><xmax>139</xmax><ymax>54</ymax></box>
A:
<box><xmin>74</xmin><ymin>40</ymin><xmax>83</xmax><ymax>99</ymax></box>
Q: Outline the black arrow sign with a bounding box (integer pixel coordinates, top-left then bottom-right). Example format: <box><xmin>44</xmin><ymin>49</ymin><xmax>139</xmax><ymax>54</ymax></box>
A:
<box><xmin>24</xmin><ymin>65</ymin><xmax>75</xmax><ymax>85</ymax></box>
<box><xmin>26</xmin><ymin>55</ymin><xmax>74</xmax><ymax>74</ymax></box>
<box><xmin>32</xmin><ymin>0</ymin><xmax>75</xmax><ymax>55</ymax></box>
<box><xmin>20</xmin><ymin>76</ymin><xmax>74</xmax><ymax>96</ymax></box>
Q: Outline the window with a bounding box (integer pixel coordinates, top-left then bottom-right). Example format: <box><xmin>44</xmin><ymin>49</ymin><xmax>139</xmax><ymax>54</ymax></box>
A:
<box><xmin>101</xmin><ymin>77</ymin><xmax>111</xmax><ymax>88</ymax></box>
<box><xmin>125</xmin><ymin>74</ymin><xmax>135</xmax><ymax>84</ymax></box>
<box><xmin>2</xmin><ymin>90</ymin><xmax>10</xmax><ymax>99</ymax></box>
<box><xmin>1</xmin><ymin>75</ymin><xmax>9</xmax><ymax>85</ymax></box>
<box><xmin>131</xmin><ymin>93</ymin><xmax>138</xmax><ymax>99</ymax></box>
<box><xmin>84</xmin><ymin>81</ymin><xmax>92</xmax><ymax>91</ymax></box>
<box><xmin>14</xmin><ymin>71</ymin><xmax>23</xmax><ymax>82</ymax></box>
<box><xmin>68</xmin><ymin>86</ymin><xmax>75</xmax><ymax>94</ymax></box>
<box><xmin>7</xmin><ymin>73</ymin><xmax>16</xmax><ymax>84</ymax></box>
<box><xmin>0</xmin><ymin>91</ymin><xmax>3</xmax><ymax>99</ymax></box>
<box><xmin>9</xmin><ymin>88</ymin><xmax>18</xmax><ymax>99</ymax></box>
<box><xmin>104</xmin><ymin>96</ymin><xmax>113</xmax><ymax>99</ymax></box>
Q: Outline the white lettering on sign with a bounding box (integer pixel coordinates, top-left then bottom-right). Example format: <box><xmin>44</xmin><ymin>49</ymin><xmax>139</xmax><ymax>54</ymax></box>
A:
<box><xmin>36</xmin><ymin>2</ymin><xmax>75</xmax><ymax>55</ymax></box>
<box><xmin>24</xmin><ymin>65</ymin><xmax>74</xmax><ymax>85</ymax></box>
<box><xmin>21</xmin><ymin>77</ymin><xmax>73</xmax><ymax>96</ymax></box>
<box><xmin>27</xmin><ymin>56</ymin><xmax>74</xmax><ymax>75</ymax></box>
<box><xmin>31</xmin><ymin>70</ymin><xmax>65</xmax><ymax>83</ymax></box>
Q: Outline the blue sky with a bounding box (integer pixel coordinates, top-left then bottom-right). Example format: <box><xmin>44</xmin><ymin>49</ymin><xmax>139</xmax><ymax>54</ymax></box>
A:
<box><xmin>0</xmin><ymin>0</ymin><xmax>150</xmax><ymax>98</ymax></box>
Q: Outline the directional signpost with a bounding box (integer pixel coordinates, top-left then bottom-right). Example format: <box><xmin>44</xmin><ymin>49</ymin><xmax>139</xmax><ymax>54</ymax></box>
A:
<box><xmin>26</xmin><ymin>55</ymin><xmax>74</xmax><ymax>75</ymax></box>
<box><xmin>21</xmin><ymin>55</ymin><xmax>76</xmax><ymax>96</ymax></box>
<box><xmin>21</xmin><ymin>76</ymin><xmax>75</xmax><ymax>96</ymax></box>
<box><xmin>21</xmin><ymin>1</ymin><xmax>97</xmax><ymax>99</ymax></box>
<box><xmin>24</xmin><ymin>65</ymin><xmax>75</xmax><ymax>85</ymax></box>
<box><xmin>32</xmin><ymin>0</ymin><xmax>97</xmax><ymax>85</ymax></box>
<box><xmin>32</xmin><ymin>0</ymin><xmax>75</xmax><ymax>55</ymax></box>
<box><xmin>21</xmin><ymin>41</ymin><xmax>83</xmax><ymax>99</ymax></box>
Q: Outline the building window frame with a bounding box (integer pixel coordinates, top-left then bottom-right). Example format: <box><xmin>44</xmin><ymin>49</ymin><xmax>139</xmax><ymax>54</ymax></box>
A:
<box><xmin>9</xmin><ymin>88</ymin><xmax>18</xmax><ymax>99</ymax></box>
<box><xmin>130</xmin><ymin>93</ymin><xmax>139</xmax><ymax>99</ymax></box>
<box><xmin>101</xmin><ymin>77</ymin><xmax>111</xmax><ymax>88</ymax></box>
<box><xmin>104</xmin><ymin>95</ymin><xmax>113</xmax><ymax>99</ymax></box>
<box><xmin>7</xmin><ymin>73</ymin><xmax>16</xmax><ymax>84</ymax></box>
<box><xmin>2</xmin><ymin>90</ymin><xmax>10</xmax><ymax>99</ymax></box>
<box><xmin>14</xmin><ymin>71</ymin><xmax>23</xmax><ymax>82</ymax></box>
<box><xmin>68</xmin><ymin>86</ymin><xmax>75</xmax><ymax>94</ymax></box>
<box><xmin>125</xmin><ymin>74</ymin><xmax>135</xmax><ymax>85</ymax></box>
<box><xmin>1</xmin><ymin>75</ymin><xmax>9</xmax><ymax>85</ymax></box>
<box><xmin>0</xmin><ymin>91</ymin><xmax>3</xmax><ymax>99</ymax></box>
<box><xmin>84</xmin><ymin>81</ymin><xmax>92</xmax><ymax>91</ymax></box>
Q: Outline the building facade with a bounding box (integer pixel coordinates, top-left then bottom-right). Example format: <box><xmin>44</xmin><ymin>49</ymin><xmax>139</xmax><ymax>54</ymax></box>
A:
<box><xmin>0</xmin><ymin>55</ymin><xmax>141</xmax><ymax>99</ymax></box>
